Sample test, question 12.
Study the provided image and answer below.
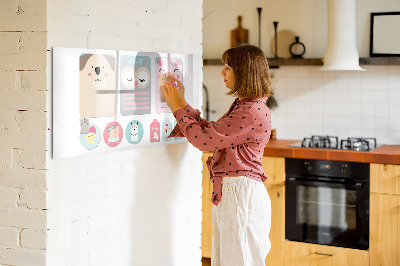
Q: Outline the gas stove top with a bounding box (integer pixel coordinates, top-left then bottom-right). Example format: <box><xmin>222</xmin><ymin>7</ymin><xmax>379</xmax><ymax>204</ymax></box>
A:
<box><xmin>289</xmin><ymin>135</ymin><xmax>382</xmax><ymax>151</ymax></box>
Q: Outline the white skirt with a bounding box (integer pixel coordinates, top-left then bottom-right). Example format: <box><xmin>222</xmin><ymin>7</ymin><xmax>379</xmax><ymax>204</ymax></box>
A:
<box><xmin>212</xmin><ymin>176</ymin><xmax>271</xmax><ymax>266</ymax></box>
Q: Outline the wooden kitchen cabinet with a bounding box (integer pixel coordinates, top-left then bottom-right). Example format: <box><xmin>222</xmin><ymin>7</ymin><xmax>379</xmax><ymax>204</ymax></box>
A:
<box><xmin>370</xmin><ymin>163</ymin><xmax>400</xmax><ymax>195</ymax></box>
<box><xmin>370</xmin><ymin>163</ymin><xmax>400</xmax><ymax>266</ymax></box>
<box><xmin>284</xmin><ymin>241</ymin><xmax>369</xmax><ymax>266</ymax></box>
<box><xmin>202</xmin><ymin>152</ymin><xmax>213</xmax><ymax>258</ymax></box>
<box><xmin>201</xmin><ymin>153</ymin><xmax>286</xmax><ymax>265</ymax></box>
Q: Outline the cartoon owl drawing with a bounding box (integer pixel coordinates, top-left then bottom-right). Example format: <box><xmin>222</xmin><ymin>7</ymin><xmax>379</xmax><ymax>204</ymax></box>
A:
<box><xmin>119</xmin><ymin>55</ymin><xmax>151</xmax><ymax>115</ymax></box>
<box><xmin>155</xmin><ymin>57</ymin><xmax>183</xmax><ymax>114</ymax></box>
<box><xmin>79</xmin><ymin>54</ymin><xmax>116</xmax><ymax>118</ymax></box>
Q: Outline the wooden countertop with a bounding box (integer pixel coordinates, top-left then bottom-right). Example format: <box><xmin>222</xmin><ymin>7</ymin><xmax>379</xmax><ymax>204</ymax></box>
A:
<box><xmin>263</xmin><ymin>139</ymin><xmax>400</xmax><ymax>165</ymax></box>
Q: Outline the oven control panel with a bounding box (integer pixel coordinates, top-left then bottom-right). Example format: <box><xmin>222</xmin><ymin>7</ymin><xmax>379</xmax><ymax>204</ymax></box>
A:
<box><xmin>286</xmin><ymin>158</ymin><xmax>369</xmax><ymax>180</ymax></box>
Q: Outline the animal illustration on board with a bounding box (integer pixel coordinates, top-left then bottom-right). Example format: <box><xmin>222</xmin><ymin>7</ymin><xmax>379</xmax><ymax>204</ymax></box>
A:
<box><xmin>130</xmin><ymin>121</ymin><xmax>139</xmax><ymax>142</ymax></box>
<box><xmin>119</xmin><ymin>55</ymin><xmax>151</xmax><ymax>115</ymax></box>
<box><xmin>155</xmin><ymin>57</ymin><xmax>183</xmax><ymax>113</ymax></box>
<box><xmin>79</xmin><ymin>53</ymin><xmax>116</xmax><ymax>118</ymax></box>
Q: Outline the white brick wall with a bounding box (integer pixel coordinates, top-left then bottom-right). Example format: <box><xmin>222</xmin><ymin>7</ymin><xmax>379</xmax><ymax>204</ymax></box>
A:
<box><xmin>46</xmin><ymin>1</ymin><xmax>203</xmax><ymax>266</ymax></box>
<box><xmin>0</xmin><ymin>0</ymin><xmax>48</xmax><ymax>265</ymax></box>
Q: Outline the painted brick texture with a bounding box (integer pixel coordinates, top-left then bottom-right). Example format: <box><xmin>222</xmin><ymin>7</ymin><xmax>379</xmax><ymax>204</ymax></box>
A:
<box><xmin>46</xmin><ymin>0</ymin><xmax>203</xmax><ymax>266</ymax></box>
<box><xmin>0</xmin><ymin>0</ymin><xmax>48</xmax><ymax>265</ymax></box>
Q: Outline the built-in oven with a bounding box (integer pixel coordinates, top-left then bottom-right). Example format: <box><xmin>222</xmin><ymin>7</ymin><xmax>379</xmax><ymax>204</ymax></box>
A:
<box><xmin>285</xmin><ymin>158</ymin><xmax>370</xmax><ymax>250</ymax></box>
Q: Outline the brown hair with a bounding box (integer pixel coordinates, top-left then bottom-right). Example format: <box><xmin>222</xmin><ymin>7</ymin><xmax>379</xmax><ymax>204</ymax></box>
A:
<box><xmin>221</xmin><ymin>44</ymin><xmax>273</xmax><ymax>99</ymax></box>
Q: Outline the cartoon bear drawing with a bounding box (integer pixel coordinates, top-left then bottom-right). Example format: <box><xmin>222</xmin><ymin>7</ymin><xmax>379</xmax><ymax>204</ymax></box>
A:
<box><xmin>79</xmin><ymin>54</ymin><xmax>116</xmax><ymax>118</ymax></box>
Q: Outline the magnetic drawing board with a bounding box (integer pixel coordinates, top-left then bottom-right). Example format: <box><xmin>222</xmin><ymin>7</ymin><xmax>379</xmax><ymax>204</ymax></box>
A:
<box><xmin>52</xmin><ymin>47</ymin><xmax>201</xmax><ymax>159</ymax></box>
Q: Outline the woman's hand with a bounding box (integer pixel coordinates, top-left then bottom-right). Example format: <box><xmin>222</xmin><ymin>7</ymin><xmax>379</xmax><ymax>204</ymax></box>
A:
<box><xmin>160</xmin><ymin>75</ymin><xmax>184</xmax><ymax>113</ymax></box>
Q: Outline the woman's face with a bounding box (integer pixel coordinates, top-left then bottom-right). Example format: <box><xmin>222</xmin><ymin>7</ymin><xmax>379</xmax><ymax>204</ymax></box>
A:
<box><xmin>220</xmin><ymin>64</ymin><xmax>235</xmax><ymax>89</ymax></box>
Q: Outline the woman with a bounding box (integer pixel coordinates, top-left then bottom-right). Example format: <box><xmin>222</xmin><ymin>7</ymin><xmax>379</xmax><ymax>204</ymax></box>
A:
<box><xmin>161</xmin><ymin>44</ymin><xmax>273</xmax><ymax>266</ymax></box>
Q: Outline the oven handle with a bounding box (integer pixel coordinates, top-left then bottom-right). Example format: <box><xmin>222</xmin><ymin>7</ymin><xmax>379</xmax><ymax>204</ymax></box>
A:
<box><xmin>286</xmin><ymin>177</ymin><xmax>364</xmax><ymax>189</ymax></box>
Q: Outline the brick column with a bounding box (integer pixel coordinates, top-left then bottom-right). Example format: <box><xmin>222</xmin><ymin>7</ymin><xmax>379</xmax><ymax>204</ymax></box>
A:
<box><xmin>0</xmin><ymin>0</ymin><xmax>48</xmax><ymax>265</ymax></box>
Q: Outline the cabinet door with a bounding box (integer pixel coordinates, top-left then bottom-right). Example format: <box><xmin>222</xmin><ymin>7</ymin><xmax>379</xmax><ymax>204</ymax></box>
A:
<box><xmin>262</xmin><ymin>156</ymin><xmax>285</xmax><ymax>185</ymax></box>
<box><xmin>370</xmin><ymin>163</ymin><xmax>400</xmax><ymax>195</ymax></box>
<box><xmin>265</xmin><ymin>184</ymin><xmax>284</xmax><ymax>266</ymax></box>
<box><xmin>370</xmin><ymin>193</ymin><xmax>400</xmax><ymax>266</ymax></box>
<box><xmin>202</xmin><ymin>152</ymin><xmax>213</xmax><ymax>258</ymax></box>
<box><xmin>284</xmin><ymin>241</ymin><xmax>369</xmax><ymax>266</ymax></box>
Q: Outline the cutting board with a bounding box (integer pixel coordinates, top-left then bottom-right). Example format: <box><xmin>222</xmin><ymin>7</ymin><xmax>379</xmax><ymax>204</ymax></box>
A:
<box><xmin>231</xmin><ymin>16</ymin><xmax>249</xmax><ymax>48</ymax></box>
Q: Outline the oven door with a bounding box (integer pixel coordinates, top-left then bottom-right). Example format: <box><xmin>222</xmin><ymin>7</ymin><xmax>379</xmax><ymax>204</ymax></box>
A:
<box><xmin>285</xmin><ymin>177</ymin><xmax>369</xmax><ymax>250</ymax></box>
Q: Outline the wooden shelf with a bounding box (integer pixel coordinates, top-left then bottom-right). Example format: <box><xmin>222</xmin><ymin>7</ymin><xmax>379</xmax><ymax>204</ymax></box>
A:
<box><xmin>203</xmin><ymin>57</ymin><xmax>400</xmax><ymax>67</ymax></box>
<box><xmin>359</xmin><ymin>57</ymin><xmax>400</xmax><ymax>65</ymax></box>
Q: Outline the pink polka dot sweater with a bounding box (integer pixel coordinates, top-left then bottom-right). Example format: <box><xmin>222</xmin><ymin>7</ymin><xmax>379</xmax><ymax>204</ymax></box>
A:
<box><xmin>169</xmin><ymin>97</ymin><xmax>271</xmax><ymax>206</ymax></box>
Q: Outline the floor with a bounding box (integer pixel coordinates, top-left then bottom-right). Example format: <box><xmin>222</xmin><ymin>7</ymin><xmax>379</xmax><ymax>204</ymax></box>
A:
<box><xmin>202</xmin><ymin>257</ymin><xmax>211</xmax><ymax>266</ymax></box>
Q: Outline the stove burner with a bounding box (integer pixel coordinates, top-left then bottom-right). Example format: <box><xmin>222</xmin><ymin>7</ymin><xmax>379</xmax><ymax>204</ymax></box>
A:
<box><xmin>340</xmin><ymin>137</ymin><xmax>377</xmax><ymax>151</ymax></box>
<box><xmin>301</xmin><ymin>135</ymin><xmax>339</xmax><ymax>149</ymax></box>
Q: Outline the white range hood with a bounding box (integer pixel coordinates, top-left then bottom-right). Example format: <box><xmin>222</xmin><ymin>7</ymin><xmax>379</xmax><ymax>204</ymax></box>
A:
<box><xmin>320</xmin><ymin>0</ymin><xmax>365</xmax><ymax>71</ymax></box>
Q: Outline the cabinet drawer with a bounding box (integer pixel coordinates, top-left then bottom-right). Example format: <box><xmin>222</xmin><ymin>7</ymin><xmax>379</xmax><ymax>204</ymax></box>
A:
<box><xmin>284</xmin><ymin>241</ymin><xmax>369</xmax><ymax>266</ymax></box>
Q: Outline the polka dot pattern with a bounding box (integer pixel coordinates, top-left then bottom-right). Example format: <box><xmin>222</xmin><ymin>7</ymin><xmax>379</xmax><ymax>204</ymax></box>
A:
<box><xmin>169</xmin><ymin>97</ymin><xmax>272</xmax><ymax>206</ymax></box>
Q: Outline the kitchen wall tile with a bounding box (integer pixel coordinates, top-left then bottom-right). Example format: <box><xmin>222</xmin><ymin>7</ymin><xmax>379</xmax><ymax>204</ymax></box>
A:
<box><xmin>335</xmin><ymin>72</ymin><xmax>349</xmax><ymax>90</ymax></box>
<box><xmin>323</xmin><ymin>86</ymin><xmax>336</xmax><ymax>103</ymax></box>
<box><xmin>361</xmin><ymin>74</ymin><xmax>374</xmax><ymax>91</ymax></box>
<box><xmin>348</xmin><ymin>103</ymin><xmax>362</xmax><ymax>116</ymax></box>
<box><xmin>298</xmin><ymin>67</ymin><xmax>311</xmax><ymax>78</ymax></box>
<box><xmin>348</xmin><ymin>90</ymin><xmax>362</xmax><ymax>103</ymax></box>
<box><xmin>349</xmin><ymin>128</ymin><xmax>362</xmax><ymax>137</ymax></box>
<box><xmin>322</xmin><ymin>70</ymin><xmax>335</xmax><ymax>78</ymax></box>
<box><xmin>323</xmin><ymin>103</ymin><xmax>336</xmax><ymax>115</ymax></box>
<box><xmin>336</xmin><ymin>103</ymin><xmax>349</xmax><ymax>116</ymax></box>
<box><xmin>286</xmin><ymin>77</ymin><xmax>299</xmax><ymax>89</ymax></box>
<box><xmin>205</xmin><ymin>65</ymin><xmax>400</xmax><ymax>144</ymax></box>
<box><xmin>285</xmin><ymin>66</ymin><xmax>298</xmax><ymax>77</ymax></box>
<box><xmin>298</xmin><ymin>102</ymin><xmax>312</xmax><ymax>115</ymax></box>
<box><xmin>374</xmin><ymin>90</ymin><xmax>388</xmax><ymax>104</ymax></box>
<box><xmin>388</xmin><ymin>91</ymin><xmax>400</xmax><ymax>104</ymax></box>
<box><xmin>336</xmin><ymin>90</ymin><xmax>349</xmax><ymax>103</ymax></box>
<box><xmin>361</xmin><ymin>104</ymin><xmax>375</xmax><ymax>117</ymax></box>
<box><xmin>388</xmin><ymin>75</ymin><xmax>400</xmax><ymax>91</ymax></box>
<box><xmin>310</xmin><ymin>77</ymin><xmax>324</xmax><ymax>90</ymax></box>
<box><xmin>362</xmin><ymin>129</ymin><xmax>375</xmax><ymax>138</ymax></box>
<box><xmin>374</xmin><ymin>117</ymin><xmax>389</xmax><ymax>131</ymax></box>
<box><xmin>336</xmin><ymin>128</ymin><xmax>349</xmax><ymax>140</ymax></box>
<box><xmin>389</xmin><ymin>104</ymin><xmax>400</xmax><ymax>117</ymax></box>
<box><xmin>348</xmin><ymin>74</ymin><xmax>362</xmax><ymax>90</ymax></box>
<box><xmin>362</xmin><ymin>90</ymin><xmax>375</xmax><ymax>104</ymax></box>
<box><xmin>374</xmin><ymin>65</ymin><xmax>388</xmax><ymax>77</ymax></box>
<box><xmin>374</xmin><ymin>77</ymin><xmax>388</xmax><ymax>91</ymax></box>
<box><xmin>362</xmin><ymin>116</ymin><xmax>375</xmax><ymax>130</ymax></box>
<box><xmin>349</xmin><ymin>116</ymin><xmax>362</xmax><ymax>129</ymax></box>
<box><xmin>311</xmin><ymin>102</ymin><xmax>324</xmax><ymax>113</ymax></box>
<box><xmin>323</xmin><ymin>115</ymin><xmax>336</xmax><ymax>129</ymax></box>
<box><xmin>388</xmin><ymin>131</ymin><xmax>400</xmax><ymax>144</ymax></box>
<box><xmin>387</xmin><ymin>65</ymin><xmax>400</xmax><ymax>76</ymax></box>
<box><xmin>375</xmin><ymin>130</ymin><xmax>389</xmax><ymax>144</ymax></box>
<box><xmin>375</xmin><ymin>104</ymin><xmax>389</xmax><ymax>117</ymax></box>
<box><xmin>310</xmin><ymin>66</ymin><xmax>323</xmax><ymax>77</ymax></box>
<box><xmin>336</xmin><ymin>115</ymin><xmax>349</xmax><ymax>129</ymax></box>
<box><xmin>298</xmin><ymin>77</ymin><xmax>311</xmax><ymax>89</ymax></box>
<box><xmin>388</xmin><ymin>117</ymin><xmax>400</xmax><ymax>131</ymax></box>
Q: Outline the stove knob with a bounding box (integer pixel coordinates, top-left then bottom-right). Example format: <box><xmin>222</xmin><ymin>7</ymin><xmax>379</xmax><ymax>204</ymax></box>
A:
<box><xmin>340</xmin><ymin>164</ymin><xmax>347</xmax><ymax>174</ymax></box>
